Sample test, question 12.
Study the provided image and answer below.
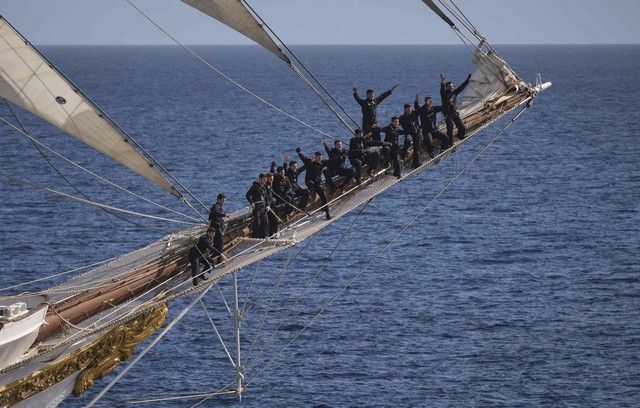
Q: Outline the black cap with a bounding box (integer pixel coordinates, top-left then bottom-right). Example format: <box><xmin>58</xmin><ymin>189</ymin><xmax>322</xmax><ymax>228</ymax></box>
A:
<box><xmin>366</xmin><ymin>89</ymin><xmax>374</xmax><ymax>94</ymax></box>
<box><xmin>217</xmin><ymin>193</ymin><xmax>225</xmax><ymax>200</ymax></box>
<box><xmin>259</xmin><ymin>173</ymin><xmax>266</xmax><ymax>178</ymax></box>
<box><xmin>314</xmin><ymin>151</ymin><xmax>322</xmax><ymax>156</ymax></box>
<box><xmin>276</xmin><ymin>166</ymin><xmax>284</xmax><ymax>172</ymax></box>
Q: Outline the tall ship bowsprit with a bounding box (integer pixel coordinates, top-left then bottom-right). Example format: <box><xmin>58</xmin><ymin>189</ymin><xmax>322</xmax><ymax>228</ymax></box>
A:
<box><xmin>0</xmin><ymin>1</ymin><xmax>551</xmax><ymax>406</ymax></box>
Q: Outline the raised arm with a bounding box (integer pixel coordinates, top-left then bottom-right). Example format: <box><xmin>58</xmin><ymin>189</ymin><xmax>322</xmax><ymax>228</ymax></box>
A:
<box><xmin>296</xmin><ymin>148</ymin><xmax>311</xmax><ymax>165</ymax></box>
<box><xmin>414</xmin><ymin>94</ymin><xmax>421</xmax><ymax>112</ymax></box>
<box><xmin>376</xmin><ymin>84</ymin><xmax>397</xmax><ymax>104</ymax></box>
<box><xmin>323</xmin><ymin>142</ymin><xmax>332</xmax><ymax>156</ymax></box>
<box><xmin>454</xmin><ymin>74</ymin><xmax>472</xmax><ymax>95</ymax></box>
<box><xmin>352</xmin><ymin>87</ymin><xmax>365</xmax><ymax>106</ymax></box>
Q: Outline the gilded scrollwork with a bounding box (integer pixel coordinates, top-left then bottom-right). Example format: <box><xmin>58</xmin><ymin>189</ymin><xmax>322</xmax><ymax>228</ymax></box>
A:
<box><xmin>0</xmin><ymin>304</ymin><xmax>168</xmax><ymax>406</ymax></box>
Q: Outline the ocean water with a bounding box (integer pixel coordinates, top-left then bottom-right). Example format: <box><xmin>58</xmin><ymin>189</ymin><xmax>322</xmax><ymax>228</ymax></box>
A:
<box><xmin>0</xmin><ymin>44</ymin><xmax>639</xmax><ymax>407</ymax></box>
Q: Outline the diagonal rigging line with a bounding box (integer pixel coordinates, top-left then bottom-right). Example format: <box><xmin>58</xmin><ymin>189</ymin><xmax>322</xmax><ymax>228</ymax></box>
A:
<box><xmin>244</xmin><ymin>248</ymin><xmax>295</xmax><ymax>361</ymax></box>
<box><xmin>2</xmin><ymin>100</ymin><xmax>171</xmax><ymax>232</ymax></box>
<box><xmin>241</xmin><ymin>230</ymin><xmax>320</xmax><ymax>317</ymax></box>
<box><xmin>85</xmin><ymin>286</ymin><xmax>214</xmax><ymax>408</ymax></box>
<box><xmin>243</xmin><ymin>198</ymin><xmax>372</xmax><ymax>372</ymax></box>
<box><xmin>0</xmin><ymin>170</ymin><xmax>197</xmax><ymax>226</ymax></box>
<box><xmin>245</xmin><ymin>105</ymin><xmax>532</xmax><ymax>387</ymax></box>
<box><xmin>0</xmin><ymin>113</ymin><xmax>201</xmax><ymax>224</ymax></box>
<box><xmin>1</xmin><ymin>25</ymin><xmax>205</xmax><ymax>215</ymax></box>
<box><xmin>126</xmin><ymin>0</ymin><xmax>337</xmax><ymax>139</ymax></box>
<box><xmin>242</xmin><ymin>0</ymin><xmax>359</xmax><ymax>129</ymax></box>
<box><xmin>240</xmin><ymin>258</ymin><xmax>263</xmax><ymax>316</ymax></box>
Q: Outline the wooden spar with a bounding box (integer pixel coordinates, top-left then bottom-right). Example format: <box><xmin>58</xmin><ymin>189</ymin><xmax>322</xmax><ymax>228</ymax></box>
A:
<box><xmin>32</xmin><ymin>88</ymin><xmax>532</xmax><ymax>346</ymax></box>
<box><xmin>36</xmin><ymin>248</ymin><xmax>191</xmax><ymax>341</ymax></box>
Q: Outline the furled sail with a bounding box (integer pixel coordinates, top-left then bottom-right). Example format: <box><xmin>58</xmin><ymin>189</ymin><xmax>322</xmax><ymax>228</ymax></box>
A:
<box><xmin>459</xmin><ymin>52</ymin><xmax>525</xmax><ymax>116</ymax></box>
<box><xmin>0</xmin><ymin>17</ymin><xmax>181</xmax><ymax>197</ymax></box>
<box><xmin>182</xmin><ymin>0</ymin><xmax>291</xmax><ymax>64</ymax></box>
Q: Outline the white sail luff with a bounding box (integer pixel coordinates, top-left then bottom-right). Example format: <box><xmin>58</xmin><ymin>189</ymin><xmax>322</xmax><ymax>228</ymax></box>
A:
<box><xmin>182</xmin><ymin>0</ymin><xmax>290</xmax><ymax>63</ymax></box>
<box><xmin>0</xmin><ymin>18</ymin><xmax>180</xmax><ymax>197</ymax></box>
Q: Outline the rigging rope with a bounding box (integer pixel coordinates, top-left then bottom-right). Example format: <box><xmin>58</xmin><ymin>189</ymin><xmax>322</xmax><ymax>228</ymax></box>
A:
<box><xmin>85</xmin><ymin>287</ymin><xmax>214</xmax><ymax>408</ymax></box>
<box><xmin>0</xmin><ymin>256</ymin><xmax>114</xmax><ymax>293</ymax></box>
<box><xmin>0</xmin><ymin>170</ymin><xmax>198</xmax><ymax>226</ymax></box>
<box><xmin>1</xmin><ymin>101</ymin><xmax>176</xmax><ymax>232</ymax></box>
<box><xmin>126</xmin><ymin>0</ymin><xmax>337</xmax><ymax>140</ymax></box>
<box><xmin>244</xmin><ymin>199</ymin><xmax>372</xmax><ymax>371</ymax></box>
<box><xmin>241</xmin><ymin>0</ymin><xmax>360</xmax><ymax>129</ymax></box>
<box><xmin>200</xmin><ymin>299</ymin><xmax>236</xmax><ymax>368</ymax></box>
<box><xmin>245</xmin><ymin>104</ymin><xmax>532</xmax><ymax>387</ymax></box>
<box><xmin>0</xmin><ymin>27</ymin><xmax>206</xmax><ymax>215</ymax></box>
<box><xmin>243</xmin><ymin>248</ymin><xmax>295</xmax><ymax>360</ymax></box>
<box><xmin>0</xmin><ymin>113</ymin><xmax>201</xmax><ymax>224</ymax></box>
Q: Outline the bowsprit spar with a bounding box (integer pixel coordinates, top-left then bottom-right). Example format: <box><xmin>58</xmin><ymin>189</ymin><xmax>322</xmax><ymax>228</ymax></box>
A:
<box><xmin>0</xmin><ymin>1</ymin><xmax>551</xmax><ymax>406</ymax></box>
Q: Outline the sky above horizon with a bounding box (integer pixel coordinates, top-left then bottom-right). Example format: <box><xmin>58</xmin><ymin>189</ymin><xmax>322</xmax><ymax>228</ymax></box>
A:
<box><xmin>2</xmin><ymin>0</ymin><xmax>639</xmax><ymax>45</ymax></box>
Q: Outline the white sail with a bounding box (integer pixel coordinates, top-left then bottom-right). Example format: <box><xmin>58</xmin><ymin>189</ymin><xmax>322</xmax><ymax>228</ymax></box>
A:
<box><xmin>0</xmin><ymin>17</ymin><xmax>181</xmax><ymax>197</ymax></box>
<box><xmin>459</xmin><ymin>52</ymin><xmax>524</xmax><ymax>116</ymax></box>
<box><xmin>182</xmin><ymin>0</ymin><xmax>290</xmax><ymax>64</ymax></box>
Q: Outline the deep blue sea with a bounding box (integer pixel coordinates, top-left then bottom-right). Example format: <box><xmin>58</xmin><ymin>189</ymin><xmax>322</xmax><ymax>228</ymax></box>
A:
<box><xmin>1</xmin><ymin>44</ymin><xmax>639</xmax><ymax>407</ymax></box>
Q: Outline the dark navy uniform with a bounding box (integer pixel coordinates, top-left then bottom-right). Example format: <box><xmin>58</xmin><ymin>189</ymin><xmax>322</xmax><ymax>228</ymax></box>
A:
<box><xmin>284</xmin><ymin>161</ymin><xmax>310</xmax><ymax>209</ymax></box>
<box><xmin>323</xmin><ymin>143</ymin><xmax>355</xmax><ymax>191</ymax></box>
<box><xmin>353</xmin><ymin>88</ymin><xmax>393</xmax><ymax>133</ymax></box>
<box><xmin>189</xmin><ymin>233</ymin><xmax>215</xmax><ymax>285</ymax></box>
<box><xmin>208</xmin><ymin>201</ymin><xmax>226</xmax><ymax>262</ymax></box>
<box><xmin>399</xmin><ymin>105</ymin><xmax>422</xmax><ymax>167</ymax></box>
<box><xmin>297</xmin><ymin>150</ymin><xmax>331</xmax><ymax>219</ymax></box>
<box><xmin>246</xmin><ymin>181</ymin><xmax>269</xmax><ymax>238</ymax></box>
<box><xmin>415</xmin><ymin>100</ymin><xmax>449</xmax><ymax>153</ymax></box>
<box><xmin>348</xmin><ymin>134</ymin><xmax>383</xmax><ymax>180</ymax></box>
<box><xmin>440</xmin><ymin>75</ymin><xmax>471</xmax><ymax>144</ymax></box>
<box><xmin>382</xmin><ymin>122</ymin><xmax>402</xmax><ymax>178</ymax></box>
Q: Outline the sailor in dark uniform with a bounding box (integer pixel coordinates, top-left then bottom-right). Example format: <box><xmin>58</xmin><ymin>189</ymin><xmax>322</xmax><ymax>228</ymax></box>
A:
<box><xmin>348</xmin><ymin>128</ymin><xmax>384</xmax><ymax>181</ymax></box>
<box><xmin>296</xmin><ymin>148</ymin><xmax>332</xmax><ymax>220</ymax></box>
<box><xmin>208</xmin><ymin>193</ymin><xmax>227</xmax><ymax>264</ymax></box>
<box><xmin>271</xmin><ymin>164</ymin><xmax>295</xmax><ymax>219</ymax></box>
<box><xmin>399</xmin><ymin>102</ymin><xmax>422</xmax><ymax>167</ymax></box>
<box><xmin>265</xmin><ymin>173</ymin><xmax>279</xmax><ymax>236</ymax></box>
<box><xmin>382</xmin><ymin>117</ymin><xmax>403</xmax><ymax>179</ymax></box>
<box><xmin>246</xmin><ymin>173</ymin><xmax>270</xmax><ymax>238</ymax></box>
<box><xmin>415</xmin><ymin>95</ymin><xmax>449</xmax><ymax>154</ymax></box>
<box><xmin>440</xmin><ymin>73</ymin><xmax>472</xmax><ymax>146</ymax></box>
<box><xmin>285</xmin><ymin>159</ymin><xmax>310</xmax><ymax>210</ymax></box>
<box><xmin>323</xmin><ymin>140</ymin><xmax>355</xmax><ymax>193</ymax></box>
<box><xmin>189</xmin><ymin>227</ymin><xmax>216</xmax><ymax>286</ymax></box>
<box><xmin>353</xmin><ymin>85</ymin><xmax>397</xmax><ymax>133</ymax></box>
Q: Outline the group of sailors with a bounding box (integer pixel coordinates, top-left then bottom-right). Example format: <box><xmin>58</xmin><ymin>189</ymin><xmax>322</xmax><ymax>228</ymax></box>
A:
<box><xmin>190</xmin><ymin>73</ymin><xmax>471</xmax><ymax>285</ymax></box>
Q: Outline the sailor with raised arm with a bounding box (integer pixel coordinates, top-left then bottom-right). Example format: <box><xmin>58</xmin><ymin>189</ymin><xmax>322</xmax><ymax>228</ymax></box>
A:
<box><xmin>246</xmin><ymin>173</ymin><xmax>270</xmax><ymax>238</ymax></box>
<box><xmin>353</xmin><ymin>85</ymin><xmax>397</xmax><ymax>133</ymax></box>
<box><xmin>284</xmin><ymin>157</ymin><xmax>310</xmax><ymax>210</ymax></box>
<box><xmin>297</xmin><ymin>147</ymin><xmax>332</xmax><ymax>220</ymax></box>
<box><xmin>208</xmin><ymin>193</ymin><xmax>227</xmax><ymax>264</ymax></box>
<box><xmin>440</xmin><ymin>72</ymin><xmax>472</xmax><ymax>146</ymax></box>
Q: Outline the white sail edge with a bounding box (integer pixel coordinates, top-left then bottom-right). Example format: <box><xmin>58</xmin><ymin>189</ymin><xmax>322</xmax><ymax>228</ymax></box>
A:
<box><xmin>0</xmin><ymin>17</ymin><xmax>181</xmax><ymax>198</ymax></box>
<box><xmin>181</xmin><ymin>0</ymin><xmax>291</xmax><ymax>64</ymax></box>
<box><xmin>459</xmin><ymin>52</ymin><xmax>526</xmax><ymax>117</ymax></box>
